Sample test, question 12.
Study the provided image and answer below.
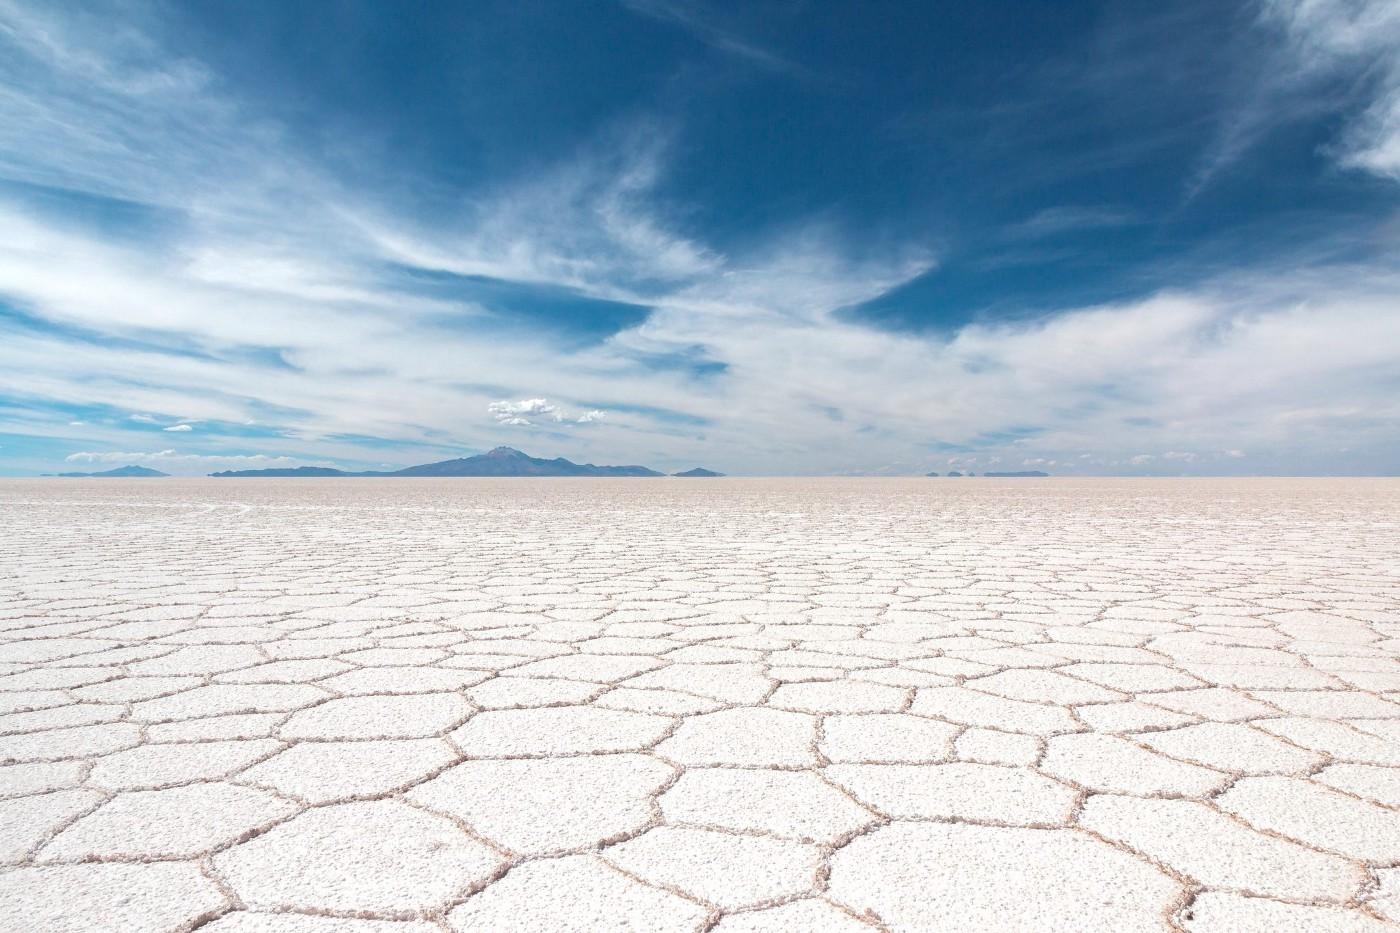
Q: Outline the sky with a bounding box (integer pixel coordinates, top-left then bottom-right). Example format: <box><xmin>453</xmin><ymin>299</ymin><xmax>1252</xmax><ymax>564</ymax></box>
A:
<box><xmin>2</xmin><ymin>0</ymin><xmax>1399</xmax><ymax>476</ymax></box>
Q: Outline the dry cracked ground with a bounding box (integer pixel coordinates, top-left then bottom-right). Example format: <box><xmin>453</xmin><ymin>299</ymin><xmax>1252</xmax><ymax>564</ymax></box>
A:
<box><xmin>1</xmin><ymin>477</ymin><xmax>1399</xmax><ymax>933</ymax></box>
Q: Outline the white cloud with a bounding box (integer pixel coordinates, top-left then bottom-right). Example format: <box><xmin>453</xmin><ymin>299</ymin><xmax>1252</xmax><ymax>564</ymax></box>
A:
<box><xmin>1188</xmin><ymin>0</ymin><xmax>1400</xmax><ymax>192</ymax></box>
<box><xmin>488</xmin><ymin>399</ymin><xmax>609</xmax><ymax>427</ymax></box>
<box><xmin>490</xmin><ymin>398</ymin><xmax>558</xmax><ymax>417</ymax></box>
<box><xmin>360</xmin><ymin>128</ymin><xmax>721</xmax><ymax>293</ymax></box>
<box><xmin>1262</xmin><ymin>0</ymin><xmax>1400</xmax><ymax>180</ymax></box>
<box><xmin>488</xmin><ymin>398</ymin><xmax>561</xmax><ymax>426</ymax></box>
<box><xmin>163</xmin><ymin>423</ymin><xmax>192</xmax><ymax>432</ymax></box>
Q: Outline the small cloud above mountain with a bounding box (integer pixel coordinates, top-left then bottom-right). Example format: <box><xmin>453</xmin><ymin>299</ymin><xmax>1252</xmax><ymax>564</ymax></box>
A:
<box><xmin>489</xmin><ymin>398</ymin><xmax>560</xmax><ymax>425</ymax></box>
<box><xmin>489</xmin><ymin>398</ymin><xmax>607</xmax><ymax>427</ymax></box>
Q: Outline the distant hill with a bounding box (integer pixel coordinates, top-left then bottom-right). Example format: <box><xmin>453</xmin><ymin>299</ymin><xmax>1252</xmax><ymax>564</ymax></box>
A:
<box><xmin>209</xmin><ymin>466</ymin><xmax>353</xmax><ymax>477</ymax></box>
<box><xmin>673</xmin><ymin>467</ymin><xmax>724</xmax><ymax>477</ymax></box>
<box><xmin>395</xmin><ymin>447</ymin><xmax>662</xmax><ymax>477</ymax></box>
<box><xmin>925</xmin><ymin>472</ymin><xmax>941</xmax><ymax>476</ymax></box>
<box><xmin>211</xmin><ymin>447</ymin><xmax>663</xmax><ymax>478</ymax></box>
<box><xmin>49</xmin><ymin>465</ymin><xmax>169</xmax><ymax>478</ymax></box>
<box><xmin>984</xmin><ymin>471</ymin><xmax>1050</xmax><ymax>477</ymax></box>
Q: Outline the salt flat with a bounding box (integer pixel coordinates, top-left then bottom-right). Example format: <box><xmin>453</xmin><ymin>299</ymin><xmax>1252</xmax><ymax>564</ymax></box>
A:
<box><xmin>0</xmin><ymin>477</ymin><xmax>1398</xmax><ymax>932</ymax></box>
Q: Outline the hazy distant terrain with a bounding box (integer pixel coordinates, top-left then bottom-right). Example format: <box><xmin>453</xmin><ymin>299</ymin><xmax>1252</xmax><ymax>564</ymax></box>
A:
<box><xmin>210</xmin><ymin>447</ymin><xmax>663</xmax><ymax>477</ymax></box>
<box><xmin>46</xmin><ymin>465</ymin><xmax>169</xmax><ymax>478</ymax></box>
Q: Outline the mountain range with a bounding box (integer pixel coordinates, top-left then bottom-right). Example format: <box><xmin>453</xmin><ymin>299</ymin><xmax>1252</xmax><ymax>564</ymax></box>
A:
<box><xmin>210</xmin><ymin>447</ymin><xmax>672</xmax><ymax>477</ymax></box>
<box><xmin>48</xmin><ymin>465</ymin><xmax>170</xmax><ymax>477</ymax></box>
<box><xmin>33</xmin><ymin>455</ymin><xmax>1044</xmax><ymax>478</ymax></box>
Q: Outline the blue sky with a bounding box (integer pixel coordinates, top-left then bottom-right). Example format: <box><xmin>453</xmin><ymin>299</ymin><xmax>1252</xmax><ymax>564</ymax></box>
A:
<box><xmin>1</xmin><ymin>0</ymin><xmax>1398</xmax><ymax>475</ymax></box>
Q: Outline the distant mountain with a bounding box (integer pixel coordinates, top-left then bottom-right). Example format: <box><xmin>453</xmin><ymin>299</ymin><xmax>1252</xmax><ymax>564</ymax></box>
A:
<box><xmin>984</xmin><ymin>471</ymin><xmax>1050</xmax><ymax>477</ymax></box>
<box><xmin>672</xmin><ymin>467</ymin><xmax>724</xmax><ymax>477</ymax></box>
<box><xmin>925</xmin><ymin>472</ymin><xmax>941</xmax><ymax>476</ymax></box>
<box><xmin>395</xmin><ymin>447</ymin><xmax>662</xmax><ymax>477</ymax></box>
<box><xmin>210</xmin><ymin>447</ymin><xmax>663</xmax><ymax>478</ymax></box>
<box><xmin>209</xmin><ymin>466</ymin><xmax>356</xmax><ymax>477</ymax></box>
<box><xmin>946</xmin><ymin>471</ymin><xmax>964</xmax><ymax>477</ymax></box>
<box><xmin>50</xmin><ymin>465</ymin><xmax>169</xmax><ymax>478</ymax></box>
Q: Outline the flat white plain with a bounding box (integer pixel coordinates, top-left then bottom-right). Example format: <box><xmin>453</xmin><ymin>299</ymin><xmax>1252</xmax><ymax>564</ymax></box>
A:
<box><xmin>1</xmin><ymin>477</ymin><xmax>1398</xmax><ymax>931</ymax></box>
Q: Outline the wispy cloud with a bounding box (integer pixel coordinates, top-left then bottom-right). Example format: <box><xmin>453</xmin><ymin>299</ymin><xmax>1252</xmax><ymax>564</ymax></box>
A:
<box><xmin>619</xmin><ymin>0</ymin><xmax>805</xmax><ymax>76</ymax></box>
<box><xmin>1192</xmin><ymin>0</ymin><xmax>1400</xmax><ymax>191</ymax></box>
<box><xmin>1006</xmin><ymin>206</ymin><xmax>1138</xmax><ymax>240</ymax></box>
<box><xmin>1263</xmin><ymin>0</ymin><xmax>1400</xmax><ymax>180</ymax></box>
